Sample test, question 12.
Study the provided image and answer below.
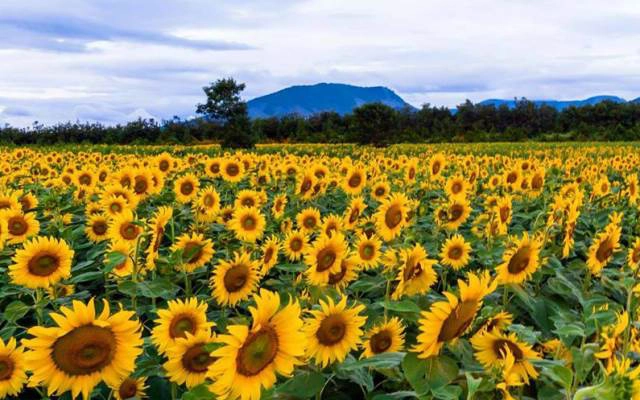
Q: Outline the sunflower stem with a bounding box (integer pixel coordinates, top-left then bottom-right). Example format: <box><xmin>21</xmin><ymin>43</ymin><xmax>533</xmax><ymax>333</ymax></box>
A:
<box><xmin>171</xmin><ymin>382</ymin><xmax>177</xmax><ymax>400</ymax></box>
<box><xmin>34</xmin><ymin>288</ymin><xmax>44</xmax><ymax>325</ymax></box>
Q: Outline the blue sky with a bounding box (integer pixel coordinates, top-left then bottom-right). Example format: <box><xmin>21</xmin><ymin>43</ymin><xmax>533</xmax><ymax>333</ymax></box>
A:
<box><xmin>1</xmin><ymin>0</ymin><xmax>640</xmax><ymax>126</ymax></box>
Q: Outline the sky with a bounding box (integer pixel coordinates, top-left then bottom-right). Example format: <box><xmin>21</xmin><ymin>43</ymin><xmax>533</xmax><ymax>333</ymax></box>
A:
<box><xmin>1</xmin><ymin>0</ymin><xmax>640</xmax><ymax>126</ymax></box>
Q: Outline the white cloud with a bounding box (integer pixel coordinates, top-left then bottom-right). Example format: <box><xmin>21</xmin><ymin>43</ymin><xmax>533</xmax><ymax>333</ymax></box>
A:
<box><xmin>0</xmin><ymin>0</ymin><xmax>639</xmax><ymax>126</ymax></box>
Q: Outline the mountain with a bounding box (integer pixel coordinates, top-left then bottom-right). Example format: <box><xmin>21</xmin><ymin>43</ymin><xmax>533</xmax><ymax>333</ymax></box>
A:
<box><xmin>632</xmin><ymin>97</ymin><xmax>640</xmax><ymax>104</ymax></box>
<box><xmin>478</xmin><ymin>95</ymin><xmax>627</xmax><ymax>111</ymax></box>
<box><xmin>247</xmin><ymin>83</ymin><xmax>414</xmax><ymax>118</ymax></box>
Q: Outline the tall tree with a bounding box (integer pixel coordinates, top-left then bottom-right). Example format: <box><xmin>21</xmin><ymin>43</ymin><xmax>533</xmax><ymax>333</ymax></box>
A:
<box><xmin>196</xmin><ymin>78</ymin><xmax>256</xmax><ymax>148</ymax></box>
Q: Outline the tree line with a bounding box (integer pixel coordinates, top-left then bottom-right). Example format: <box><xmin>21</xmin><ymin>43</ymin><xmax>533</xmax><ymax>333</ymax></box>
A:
<box><xmin>2</xmin><ymin>78</ymin><xmax>640</xmax><ymax>147</ymax></box>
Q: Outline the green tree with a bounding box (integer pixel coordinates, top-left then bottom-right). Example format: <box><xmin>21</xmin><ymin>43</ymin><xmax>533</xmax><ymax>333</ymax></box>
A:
<box><xmin>351</xmin><ymin>103</ymin><xmax>398</xmax><ymax>146</ymax></box>
<box><xmin>196</xmin><ymin>78</ymin><xmax>256</xmax><ymax>148</ymax></box>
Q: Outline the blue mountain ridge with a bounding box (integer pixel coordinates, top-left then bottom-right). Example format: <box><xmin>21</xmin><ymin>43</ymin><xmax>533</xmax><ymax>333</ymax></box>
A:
<box><xmin>247</xmin><ymin>83</ymin><xmax>414</xmax><ymax>118</ymax></box>
<box><xmin>246</xmin><ymin>83</ymin><xmax>640</xmax><ymax>117</ymax></box>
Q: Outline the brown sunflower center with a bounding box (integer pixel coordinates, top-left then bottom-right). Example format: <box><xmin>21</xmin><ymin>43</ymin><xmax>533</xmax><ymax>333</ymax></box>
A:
<box><xmin>348</xmin><ymin>208</ymin><xmax>360</xmax><ymax>224</ymax></box>
<box><xmin>8</xmin><ymin>216</ymin><xmax>28</xmax><ymax>236</ymax></box>
<box><xmin>118</xmin><ymin>378</ymin><xmax>138</xmax><ymax>399</ymax></box>
<box><xmin>532</xmin><ymin>175</ymin><xmax>543</xmax><ymax>189</ymax></box>
<box><xmin>92</xmin><ymin>220</ymin><xmax>108</xmax><ymax>235</ymax></box>
<box><xmin>375</xmin><ymin>187</ymin><xmax>386</xmax><ymax>196</ymax></box>
<box><xmin>448</xmin><ymin>245</ymin><xmax>463</xmax><ymax>260</ymax></box>
<box><xmin>301</xmin><ymin>178</ymin><xmax>312</xmax><ymax>193</ymax></box>
<box><xmin>328</xmin><ymin>262</ymin><xmax>348</xmax><ymax>284</ymax></box>
<box><xmin>134</xmin><ymin>177</ymin><xmax>148</xmax><ymax>194</ymax></box>
<box><xmin>223</xmin><ymin>264</ymin><xmax>249</xmax><ymax>292</ymax></box>
<box><xmin>236</xmin><ymin>327</ymin><xmax>279</xmax><ymax>376</ymax></box>
<box><xmin>180</xmin><ymin>182</ymin><xmax>194</xmax><ymax>196</ymax></box>
<box><xmin>596</xmin><ymin>238</ymin><xmax>614</xmax><ymax>263</ymax></box>
<box><xmin>316</xmin><ymin>248</ymin><xmax>337</xmax><ymax>272</ymax></box>
<box><xmin>348</xmin><ymin>173</ymin><xmax>362</xmax><ymax>188</ymax></box>
<box><xmin>120</xmin><ymin>222</ymin><xmax>140</xmax><ymax>241</ymax></box>
<box><xmin>289</xmin><ymin>237</ymin><xmax>303</xmax><ymax>252</ymax></box>
<box><xmin>209</xmin><ymin>163</ymin><xmax>220</xmax><ymax>174</ymax></box>
<box><xmin>403</xmin><ymin>258</ymin><xmax>423</xmax><ymax>281</ymax></box>
<box><xmin>203</xmin><ymin>194</ymin><xmax>215</xmax><ymax>207</ymax></box>
<box><xmin>316</xmin><ymin>314</ymin><xmax>346</xmax><ymax>346</ymax></box>
<box><xmin>304</xmin><ymin>216</ymin><xmax>317</xmax><ymax>229</ymax></box>
<box><xmin>183</xmin><ymin>242</ymin><xmax>203</xmax><ymax>264</ymax></box>
<box><xmin>451</xmin><ymin>182</ymin><xmax>462</xmax><ymax>194</ymax></box>
<box><xmin>226</xmin><ymin>164</ymin><xmax>239</xmax><ymax>176</ymax></box>
<box><xmin>169</xmin><ymin>314</ymin><xmax>197</xmax><ymax>339</ymax></box>
<box><xmin>159</xmin><ymin>160</ymin><xmax>170</xmax><ymax>171</ymax></box>
<box><xmin>384</xmin><ymin>205</ymin><xmax>403</xmax><ymax>229</ymax></box>
<box><xmin>449</xmin><ymin>205</ymin><xmax>464</xmax><ymax>222</ymax></box>
<box><xmin>52</xmin><ymin>325</ymin><xmax>116</xmax><ymax>376</ymax></box>
<box><xmin>370</xmin><ymin>330</ymin><xmax>392</xmax><ymax>354</ymax></box>
<box><xmin>507</xmin><ymin>246</ymin><xmax>532</xmax><ymax>274</ymax></box>
<box><xmin>0</xmin><ymin>356</ymin><xmax>14</xmax><ymax>381</ymax></box>
<box><xmin>0</xmin><ymin>200</ymin><xmax>12</xmax><ymax>209</ymax></box>
<box><xmin>79</xmin><ymin>174</ymin><xmax>92</xmax><ymax>185</ymax></box>
<box><xmin>181</xmin><ymin>343</ymin><xmax>214</xmax><ymax>373</ymax></box>
<box><xmin>28</xmin><ymin>252</ymin><xmax>61</xmax><ymax>277</ymax></box>
<box><xmin>632</xmin><ymin>248</ymin><xmax>640</xmax><ymax>264</ymax></box>
<box><xmin>264</xmin><ymin>247</ymin><xmax>274</xmax><ymax>264</ymax></box>
<box><xmin>110</xmin><ymin>202</ymin><xmax>123</xmax><ymax>213</ymax></box>
<box><xmin>507</xmin><ymin>172</ymin><xmax>517</xmax><ymax>184</ymax></box>
<box><xmin>432</xmin><ymin>162</ymin><xmax>441</xmax><ymax>175</ymax></box>
<box><xmin>360</xmin><ymin>243</ymin><xmax>375</xmax><ymax>260</ymax></box>
<box><xmin>241</xmin><ymin>215</ymin><xmax>256</xmax><ymax>231</ymax></box>
<box><xmin>241</xmin><ymin>198</ymin><xmax>255</xmax><ymax>207</ymax></box>
<box><xmin>499</xmin><ymin>206</ymin><xmax>510</xmax><ymax>223</ymax></box>
<box><xmin>493</xmin><ymin>339</ymin><xmax>524</xmax><ymax>360</ymax></box>
<box><xmin>438</xmin><ymin>300</ymin><xmax>477</xmax><ymax>342</ymax></box>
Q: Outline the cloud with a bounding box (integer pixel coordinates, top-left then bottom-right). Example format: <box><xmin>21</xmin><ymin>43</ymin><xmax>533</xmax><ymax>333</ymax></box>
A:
<box><xmin>1</xmin><ymin>0</ymin><xmax>640</xmax><ymax>126</ymax></box>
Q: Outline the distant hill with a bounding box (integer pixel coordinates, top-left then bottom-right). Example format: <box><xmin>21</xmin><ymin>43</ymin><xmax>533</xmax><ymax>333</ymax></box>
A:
<box><xmin>478</xmin><ymin>95</ymin><xmax>628</xmax><ymax>111</ymax></box>
<box><xmin>247</xmin><ymin>83</ymin><xmax>414</xmax><ymax>118</ymax></box>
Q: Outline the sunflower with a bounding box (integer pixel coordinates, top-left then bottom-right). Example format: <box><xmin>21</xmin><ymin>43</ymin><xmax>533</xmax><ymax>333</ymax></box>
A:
<box><xmin>0</xmin><ymin>337</ymin><xmax>26</xmax><ymax>399</ymax></box>
<box><xmin>392</xmin><ymin>243</ymin><xmax>437</xmax><ymax>299</ymax></box>
<box><xmin>209</xmin><ymin>289</ymin><xmax>306</xmax><ymax>400</ymax></box>
<box><xmin>234</xmin><ymin>189</ymin><xmax>264</xmax><ymax>209</ymax></box>
<box><xmin>413</xmin><ymin>271</ymin><xmax>496</xmax><ymax>358</ymax></box>
<box><xmin>297</xmin><ymin>207</ymin><xmax>321</xmax><ymax>233</ymax></box>
<box><xmin>343</xmin><ymin>196</ymin><xmax>367</xmax><ymax>229</ymax></box>
<box><xmin>587</xmin><ymin>217</ymin><xmax>622</xmax><ymax>276</ymax></box>
<box><xmin>151</xmin><ymin>297</ymin><xmax>213</xmax><ymax>355</ymax></box>
<box><xmin>354</xmin><ymin>233</ymin><xmax>382</xmax><ymax>270</ymax></box>
<box><xmin>439</xmin><ymin>234</ymin><xmax>472</xmax><ymax>270</ymax></box>
<box><xmin>327</xmin><ymin>255</ymin><xmax>360</xmax><ymax>291</ymax></box>
<box><xmin>375</xmin><ymin>193</ymin><xmax>410</xmax><ymax>242</ymax></box>
<box><xmin>628</xmin><ymin>238</ymin><xmax>640</xmax><ymax>270</ymax></box>
<box><xmin>110</xmin><ymin>376</ymin><xmax>147</xmax><ymax>400</ymax></box>
<box><xmin>174</xmin><ymin>173</ymin><xmax>200</xmax><ymax>203</ymax></box>
<box><xmin>9</xmin><ymin>236</ymin><xmax>74</xmax><ymax>289</ymax></box>
<box><xmin>283</xmin><ymin>230</ymin><xmax>308</xmax><ymax>261</ymax></box>
<box><xmin>436</xmin><ymin>198</ymin><xmax>472</xmax><ymax>231</ymax></box>
<box><xmin>260</xmin><ymin>236</ymin><xmax>280</xmax><ymax>274</ymax></box>
<box><xmin>304</xmin><ymin>296</ymin><xmax>367</xmax><ymax>367</ymax></box>
<box><xmin>23</xmin><ymin>299</ymin><xmax>143</xmax><ymax>400</ymax></box>
<box><xmin>471</xmin><ymin>330</ymin><xmax>540</xmax><ymax>383</ymax></box>
<box><xmin>85</xmin><ymin>214</ymin><xmax>110</xmax><ymax>243</ymax></box>
<box><xmin>2</xmin><ymin>209</ymin><xmax>40</xmax><ymax>244</ymax></box>
<box><xmin>496</xmin><ymin>232</ymin><xmax>543</xmax><ymax>284</ymax></box>
<box><xmin>321</xmin><ymin>213</ymin><xmax>344</xmax><ymax>237</ymax></box>
<box><xmin>474</xmin><ymin>311</ymin><xmax>513</xmax><ymax>335</ymax></box>
<box><xmin>164</xmin><ymin>329</ymin><xmax>216</xmax><ymax>388</ymax></box>
<box><xmin>108</xmin><ymin>209</ymin><xmax>142</xmax><ymax>245</ymax></box>
<box><xmin>271</xmin><ymin>194</ymin><xmax>287</xmax><ymax>219</ymax></box>
<box><xmin>371</xmin><ymin>180</ymin><xmax>390</xmax><ymax>201</ymax></box>
<box><xmin>361</xmin><ymin>318</ymin><xmax>405</xmax><ymax>358</ymax></box>
<box><xmin>305</xmin><ymin>233</ymin><xmax>348</xmax><ymax>286</ymax></box>
<box><xmin>171</xmin><ymin>233</ymin><xmax>215</xmax><ymax>273</ymax></box>
<box><xmin>429</xmin><ymin>153</ymin><xmax>446</xmax><ymax>180</ymax></box>
<box><xmin>145</xmin><ymin>206</ymin><xmax>173</xmax><ymax>270</ymax></box>
<box><xmin>205</xmin><ymin>157</ymin><xmax>222</xmax><ymax>178</ymax></box>
<box><xmin>0</xmin><ymin>190</ymin><xmax>21</xmax><ymax>211</ymax></box>
<box><xmin>220</xmin><ymin>159</ymin><xmax>245</xmax><ymax>183</ymax></box>
<box><xmin>195</xmin><ymin>187</ymin><xmax>221</xmax><ymax>221</ymax></box>
<box><xmin>101</xmin><ymin>195</ymin><xmax>129</xmax><ymax>218</ymax></box>
<box><xmin>0</xmin><ymin>218</ymin><xmax>7</xmax><ymax>251</ymax></box>
<box><xmin>211</xmin><ymin>251</ymin><xmax>261</xmax><ymax>306</ymax></box>
<box><xmin>445</xmin><ymin>174</ymin><xmax>469</xmax><ymax>199</ymax></box>
<box><xmin>343</xmin><ymin>166</ymin><xmax>367</xmax><ymax>195</ymax></box>
<box><xmin>297</xmin><ymin>171</ymin><xmax>318</xmax><ymax>200</ymax></box>
<box><xmin>229</xmin><ymin>207</ymin><xmax>266</xmax><ymax>243</ymax></box>
<box><xmin>107</xmin><ymin>240</ymin><xmax>134</xmax><ymax>277</ymax></box>
<box><xmin>19</xmin><ymin>192</ymin><xmax>38</xmax><ymax>212</ymax></box>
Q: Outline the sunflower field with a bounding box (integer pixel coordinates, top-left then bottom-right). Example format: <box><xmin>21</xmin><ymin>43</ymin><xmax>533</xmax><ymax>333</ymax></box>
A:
<box><xmin>1</xmin><ymin>143</ymin><xmax>640</xmax><ymax>400</ymax></box>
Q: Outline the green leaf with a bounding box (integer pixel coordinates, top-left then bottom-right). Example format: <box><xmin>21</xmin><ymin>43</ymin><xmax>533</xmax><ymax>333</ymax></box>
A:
<box><xmin>136</xmin><ymin>278</ymin><xmax>179</xmax><ymax>299</ymax></box>
<box><xmin>182</xmin><ymin>383</ymin><xmax>215</xmax><ymax>400</ymax></box>
<box><xmin>71</xmin><ymin>270</ymin><xmax>104</xmax><ymax>284</ymax></box>
<box><xmin>104</xmin><ymin>251</ymin><xmax>127</xmax><ymax>272</ymax></box>
<box><xmin>465</xmin><ymin>372</ymin><xmax>483</xmax><ymax>400</ymax></box>
<box><xmin>371</xmin><ymin>391</ymin><xmax>417</xmax><ymax>400</ymax></box>
<box><xmin>432</xmin><ymin>385</ymin><xmax>463</xmax><ymax>400</ymax></box>
<box><xmin>4</xmin><ymin>301</ymin><xmax>30</xmax><ymax>323</ymax></box>
<box><xmin>276</xmin><ymin>371</ymin><xmax>326</xmax><ymax>398</ymax></box>
<box><xmin>339</xmin><ymin>352</ymin><xmax>405</xmax><ymax>371</ymax></box>
<box><xmin>402</xmin><ymin>352</ymin><xmax>430</xmax><ymax>397</ymax></box>
<box><xmin>545</xmin><ymin>365</ymin><xmax>574</xmax><ymax>390</ymax></box>
<box><xmin>380</xmin><ymin>300</ymin><xmax>421</xmax><ymax>314</ymax></box>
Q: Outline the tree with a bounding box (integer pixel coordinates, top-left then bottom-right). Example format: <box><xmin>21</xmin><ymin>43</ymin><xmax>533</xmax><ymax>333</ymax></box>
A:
<box><xmin>351</xmin><ymin>103</ymin><xmax>398</xmax><ymax>146</ymax></box>
<box><xmin>196</xmin><ymin>78</ymin><xmax>256</xmax><ymax>148</ymax></box>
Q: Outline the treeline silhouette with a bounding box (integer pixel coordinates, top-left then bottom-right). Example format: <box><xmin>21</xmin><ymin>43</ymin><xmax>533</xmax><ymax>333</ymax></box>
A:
<box><xmin>2</xmin><ymin>98</ymin><xmax>640</xmax><ymax>145</ymax></box>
